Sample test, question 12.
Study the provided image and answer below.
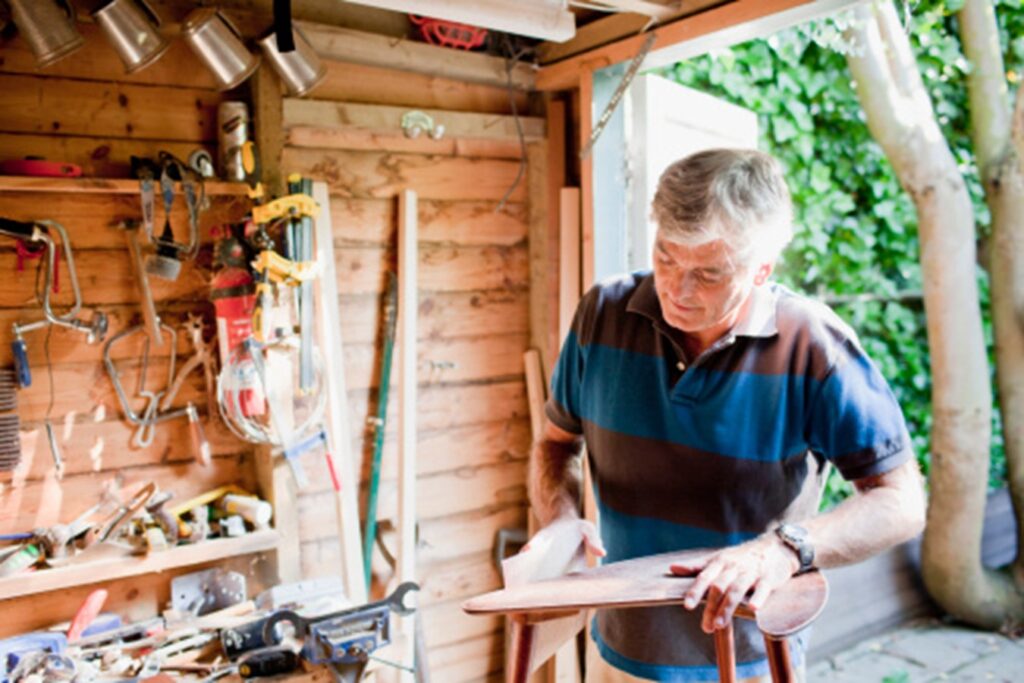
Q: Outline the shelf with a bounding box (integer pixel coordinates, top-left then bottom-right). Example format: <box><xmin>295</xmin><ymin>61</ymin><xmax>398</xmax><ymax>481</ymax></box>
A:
<box><xmin>0</xmin><ymin>176</ymin><xmax>249</xmax><ymax>196</ymax></box>
<box><xmin>0</xmin><ymin>529</ymin><xmax>280</xmax><ymax>600</ymax></box>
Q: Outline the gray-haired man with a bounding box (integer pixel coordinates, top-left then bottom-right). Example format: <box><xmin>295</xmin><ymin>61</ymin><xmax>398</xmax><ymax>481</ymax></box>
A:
<box><xmin>531</xmin><ymin>149</ymin><xmax>926</xmax><ymax>682</ymax></box>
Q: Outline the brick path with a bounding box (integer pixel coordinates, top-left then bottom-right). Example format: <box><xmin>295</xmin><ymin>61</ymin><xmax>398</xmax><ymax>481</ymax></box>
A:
<box><xmin>808</xmin><ymin>618</ymin><xmax>1024</xmax><ymax>682</ymax></box>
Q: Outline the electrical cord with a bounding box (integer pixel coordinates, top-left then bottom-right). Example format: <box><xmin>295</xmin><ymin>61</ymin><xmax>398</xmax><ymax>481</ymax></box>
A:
<box><xmin>495</xmin><ymin>34</ymin><xmax>530</xmax><ymax>214</ymax></box>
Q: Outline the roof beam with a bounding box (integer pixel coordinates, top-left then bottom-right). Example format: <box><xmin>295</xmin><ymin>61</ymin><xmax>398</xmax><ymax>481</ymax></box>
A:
<box><xmin>536</xmin><ymin>0</ymin><xmax>864</xmax><ymax>91</ymax></box>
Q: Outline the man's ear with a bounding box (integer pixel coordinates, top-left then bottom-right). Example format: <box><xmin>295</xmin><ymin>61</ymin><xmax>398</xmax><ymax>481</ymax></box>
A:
<box><xmin>753</xmin><ymin>262</ymin><xmax>774</xmax><ymax>286</ymax></box>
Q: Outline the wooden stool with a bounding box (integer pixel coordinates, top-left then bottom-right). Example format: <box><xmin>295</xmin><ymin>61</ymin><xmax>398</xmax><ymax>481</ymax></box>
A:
<box><xmin>463</xmin><ymin>548</ymin><xmax>829</xmax><ymax>683</ymax></box>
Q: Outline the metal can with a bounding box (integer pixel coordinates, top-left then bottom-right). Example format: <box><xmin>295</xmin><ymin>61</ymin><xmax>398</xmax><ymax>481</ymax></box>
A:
<box><xmin>218</xmin><ymin>101</ymin><xmax>249</xmax><ymax>182</ymax></box>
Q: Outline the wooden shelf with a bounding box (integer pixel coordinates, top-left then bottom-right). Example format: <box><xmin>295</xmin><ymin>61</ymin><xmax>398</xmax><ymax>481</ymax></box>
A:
<box><xmin>0</xmin><ymin>176</ymin><xmax>249</xmax><ymax>196</ymax></box>
<box><xmin>0</xmin><ymin>530</ymin><xmax>280</xmax><ymax>600</ymax></box>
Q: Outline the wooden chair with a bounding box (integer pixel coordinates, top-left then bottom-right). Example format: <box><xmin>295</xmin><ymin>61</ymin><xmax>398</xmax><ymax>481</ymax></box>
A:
<box><xmin>463</xmin><ymin>548</ymin><xmax>829</xmax><ymax>683</ymax></box>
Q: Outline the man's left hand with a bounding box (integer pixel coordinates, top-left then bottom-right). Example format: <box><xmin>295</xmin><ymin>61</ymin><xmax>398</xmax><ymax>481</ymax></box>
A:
<box><xmin>669</xmin><ymin>536</ymin><xmax>800</xmax><ymax>633</ymax></box>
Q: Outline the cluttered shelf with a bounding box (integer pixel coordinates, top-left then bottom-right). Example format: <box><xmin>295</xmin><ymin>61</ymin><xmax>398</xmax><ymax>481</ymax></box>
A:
<box><xmin>0</xmin><ymin>529</ymin><xmax>280</xmax><ymax>600</ymax></box>
<box><xmin>0</xmin><ymin>176</ymin><xmax>249</xmax><ymax>196</ymax></box>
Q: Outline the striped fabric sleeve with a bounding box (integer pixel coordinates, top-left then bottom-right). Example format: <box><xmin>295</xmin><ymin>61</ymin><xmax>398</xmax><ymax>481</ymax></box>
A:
<box><xmin>806</xmin><ymin>338</ymin><xmax>914</xmax><ymax>481</ymax></box>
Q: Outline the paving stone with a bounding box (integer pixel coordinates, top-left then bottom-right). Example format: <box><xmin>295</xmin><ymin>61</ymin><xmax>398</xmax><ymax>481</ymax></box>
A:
<box><xmin>930</xmin><ymin>644</ymin><xmax>1024</xmax><ymax>682</ymax></box>
<box><xmin>883</xmin><ymin>627</ymin><xmax>995</xmax><ymax>672</ymax></box>
<box><xmin>822</xmin><ymin>650</ymin><xmax>934</xmax><ymax>683</ymax></box>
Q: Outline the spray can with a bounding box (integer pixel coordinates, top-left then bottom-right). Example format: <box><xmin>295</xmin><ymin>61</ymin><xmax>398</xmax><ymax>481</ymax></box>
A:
<box><xmin>217</xmin><ymin>101</ymin><xmax>249</xmax><ymax>181</ymax></box>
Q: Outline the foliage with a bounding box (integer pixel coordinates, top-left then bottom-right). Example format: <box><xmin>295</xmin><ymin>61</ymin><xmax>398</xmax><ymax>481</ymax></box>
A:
<box><xmin>658</xmin><ymin>0</ymin><xmax>1020</xmax><ymax>507</ymax></box>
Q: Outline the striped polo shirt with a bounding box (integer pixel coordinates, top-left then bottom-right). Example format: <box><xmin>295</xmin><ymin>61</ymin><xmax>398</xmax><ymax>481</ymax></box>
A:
<box><xmin>545</xmin><ymin>272</ymin><xmax>913</xmax><ymax>682</ymax></box>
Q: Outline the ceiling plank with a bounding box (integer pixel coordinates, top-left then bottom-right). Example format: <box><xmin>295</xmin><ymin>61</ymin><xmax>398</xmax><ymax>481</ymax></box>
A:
<box><xmin>300</xmin><ymin>21</ymin><xmax>535</xmax><ymax>91</ymax></box>
<box><xmin>537</xmin><ymin>0</ymin><xmax>726</xmax><ymax>65</ymax></box>
<box><xmin>536</xmin><ymin>0</ymin><xmax>860</xmax><ymax>91</ymax></box>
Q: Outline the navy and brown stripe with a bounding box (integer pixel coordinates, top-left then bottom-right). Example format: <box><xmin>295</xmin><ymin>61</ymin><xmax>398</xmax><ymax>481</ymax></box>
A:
<box><xmin>545</xmin><ymin>272</ymin><xmax>913</xmax><ymax>681</ymax></box>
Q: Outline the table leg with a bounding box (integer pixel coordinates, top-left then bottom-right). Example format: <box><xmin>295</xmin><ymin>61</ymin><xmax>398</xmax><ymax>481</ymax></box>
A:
<box><xmin>508</xmin><ymin>619</ymin><xmax>535</xmax><ymax>683</ymax></box>
<box><xmin>713</xmin><ymin>622</ymin><xmax>736</xmax><ymax>683</ymax></box>
<box><xmin>764</xmin><ymin>635</ymin><xmax>793</xmax><ymax>683</ymax></box>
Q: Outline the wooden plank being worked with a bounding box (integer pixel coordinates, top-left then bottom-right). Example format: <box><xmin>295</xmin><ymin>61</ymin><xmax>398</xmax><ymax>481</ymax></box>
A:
<box><xmin>284</xmin><ymin>100</ymin><xmax>545</xmax><ymax>143</ymax></box>
<box><xmin>0</xmin><ymin>74</ymin><xmax>220</xmax><ymax>142</ymax></box>
<box><xmin>299</xmin><ymin>21</ymin><xmax>535</xmax><ymax>90</ymax></box>
<box><xmin>315</xmin><ymin>61</ymin><xmax>528</xmax><ymax>115</ymax></box>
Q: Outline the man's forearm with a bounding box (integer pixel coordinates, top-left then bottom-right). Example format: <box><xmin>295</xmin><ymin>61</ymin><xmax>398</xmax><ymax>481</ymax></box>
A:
<box><xmin>802</xmin><ymin>461</ymin><xmax>926</xmax><ymax>569</ymax></box>
<box><xmin>529</xmin><ymin>437</ymin><xmax>584</xmax><ymax>526</ymax></box>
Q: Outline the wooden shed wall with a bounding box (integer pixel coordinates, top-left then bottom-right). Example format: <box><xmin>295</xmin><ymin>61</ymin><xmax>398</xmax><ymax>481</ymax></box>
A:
<box><xmin>271</xmin><ymin>51</ymin><xmax>542</xmax><ymax>682</ymax></box>
<box><xmin>0</xmin><ymin>24</ymin><xmax>270</xmax><ymax>634</ymax></box>
<box><xmin>0</xmin><ymin>15</ymin><xmax>542</xmax><ymax>682</ymax></box>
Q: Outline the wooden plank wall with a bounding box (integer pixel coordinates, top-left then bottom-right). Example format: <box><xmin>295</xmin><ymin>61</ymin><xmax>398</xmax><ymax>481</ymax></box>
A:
<box><xmin>0</xmin><ymin>25</ymin><xmax>259</xmax><ymax>634</ymax></box>
<box><xmin>277</xmin><ymin>56</ymin><xmax>542</xmax><ymax>682</ymax></box>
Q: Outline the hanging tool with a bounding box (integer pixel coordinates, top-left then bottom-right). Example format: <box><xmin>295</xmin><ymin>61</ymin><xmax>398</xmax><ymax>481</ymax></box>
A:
<box><xmin>363</xmin><ymin>272</ymin><xmax>398</xmax><ymax>586</ymax></box>
<box><xmin>0</xmin><ymin>218</ymin><xmax>109</xmax><ymax>386</ymax></box>
<box><xmin>286</xmin><ymin>174</ymin><xmax>317</xmax><ymax>392</ymax></box>
<box><xmin>260</xmin><ymin>582</ymin><xmax>419</xmax><ymax>683</ymax></box>
<box><xmin>104</xmin><ymin>325</ymin><xmax>210</xmax><ymax>462</ymax></box>
<box><xmin>161</xmin><ymin>314</ymin><xmax>217</xmax><ymax>422</ymax></box>
<box><xmin>135</xmin><ymin>152</ymin><xmax>204</xmax><ymax>281</ymax></box>
<box><xmin>0</xmin><ymin>370</ymin><xmax>22</xmax><ymax>472</ymax></box>
<box><xmin>115</xmin><ymin>219</ymin><xmax>164</xmax><ymax>348</ymax></box>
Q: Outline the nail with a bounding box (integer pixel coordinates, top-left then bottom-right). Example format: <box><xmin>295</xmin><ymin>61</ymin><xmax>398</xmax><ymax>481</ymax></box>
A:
<box><xmin>683</xmin><ymin>598</ymin><xmax>695</xmax><ymax>609</ymax></box>
<box><xmin>715</xmin><ymin>617</ymin><xmax>725</xmax><ymax>628</ymax></box>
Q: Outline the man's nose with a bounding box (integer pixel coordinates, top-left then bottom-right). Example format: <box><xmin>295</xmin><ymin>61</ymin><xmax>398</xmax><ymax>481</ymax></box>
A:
<box><xmin>674</xmin><ymin>272</ymin><xmax>698</xmax><ymax>298</ymax></box>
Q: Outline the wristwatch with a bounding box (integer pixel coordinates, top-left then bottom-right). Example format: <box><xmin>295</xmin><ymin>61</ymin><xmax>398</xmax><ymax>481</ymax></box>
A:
<box><xmin>775</xmin><ymin>523</ymin><xmax>815</xmax><ymax>574</ymax></box>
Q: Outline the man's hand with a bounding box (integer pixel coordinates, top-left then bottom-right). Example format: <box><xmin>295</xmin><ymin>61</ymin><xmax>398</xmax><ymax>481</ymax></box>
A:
<box><xmin>669</xmin><ymin>536</ymin><xmax>798</xmax><ymax>633</ymax></box>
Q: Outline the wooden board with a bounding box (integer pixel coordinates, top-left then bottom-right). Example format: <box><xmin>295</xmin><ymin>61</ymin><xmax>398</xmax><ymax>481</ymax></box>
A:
<box><xmin>338</xmin><ymin>289</ymin><xmax>529</xmax><ymax>346</ymax></box>
<box><xmin>0</xmin><ymin>74</ymin><xmax>221</xmax><ymax>142</ymax></box>
<box><xmin>300</xmin><ymin>502</ymin><xmax>527</xmax><ymax>573</ymax></box>
<box><xmin>0</xmin><ymin>454</ymin><xmax>254</xmax><ymax>535</ymax></box>
<box><xmin>314</xmin><ymin>61</ymin><xmax>528</xmax><ymax>116</ymax></box>
<box><xmin>299</xmin><ymin>21</ymin><xmax>535</xmax><ymax>90</ymax></box>
<box><xmin>285</xmin><ymin>100</ymin><xmax>544</xmax><ymax>144</ymax></box>
<box><xmin>282</xmin><ymin>148</ymin><xmax>527</xmax><ymax>202</ymax></box>
<box><xmin>333</xmin><ymin>244</ymin><xmax>529</xmax><ymax>295</ymax></box>
<box><xmin>287</xmin><ymin>127</ymin><xmax>527</xmax><ymax>159</ymax></box>
<box><xmin>342</xmin><ymin>332</ymin><xmax>528</xmax><ymax>391</ymax></box>
<box><xmin>330</xmin><ymin>198</ymin><xmax>528</xmax><ymax>247</ymax></box>
<box><xmin>0</xmin><ymin>22</ymin><xmax>220</xmax><ymax>89</ymax></box>
<box><xmin>9</xmin><ymin>414</ymin><xmax>243</xmax><ymax>483</ymax></box>
<box><xmin>464</xmin><ymin>550</ymin><xmax>830</xmax><ymax>638</ymax></box>
<box><xmin>296</xmin><ymin>459</ymin><xmax>528</xmax><ymax>542</ymax></box>
<box><xmin>346</xmin><ymin>380</ymin><xmax>529</xmax><ymax>438</ymax></box>
<box><xmin>0</xmin><ymin>134</ymin><xmax>215</xmax><ymax>179</ymax></box>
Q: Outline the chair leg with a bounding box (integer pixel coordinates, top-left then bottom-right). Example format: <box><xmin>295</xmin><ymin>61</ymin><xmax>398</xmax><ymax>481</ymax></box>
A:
<box><xmin>713</xmin><ymin>622</ymin><xmax>736</xmax><ymax>683</ymax></box>
<box><xmin>763</xmin><ymin>635</ymin><xmax>793</xmax><ymax>683</ymax></box>
<box><xmin>507</xmin><ymin>619</ymin><xmax>535</xmax><ymax>683</ymax></box>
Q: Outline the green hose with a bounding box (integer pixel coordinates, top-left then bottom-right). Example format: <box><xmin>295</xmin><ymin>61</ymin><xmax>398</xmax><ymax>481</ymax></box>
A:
<box><xmin>363</xmin><ymin>271</ymin><xmax>398</xmax><ymax>585</ymax></box>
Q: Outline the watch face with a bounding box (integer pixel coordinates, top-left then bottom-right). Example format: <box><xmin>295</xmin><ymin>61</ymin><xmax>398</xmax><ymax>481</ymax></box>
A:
<box><xmin>780</xmin><ymin>523</ymin><xmax>808</xmax><ymax>542</ymax></box>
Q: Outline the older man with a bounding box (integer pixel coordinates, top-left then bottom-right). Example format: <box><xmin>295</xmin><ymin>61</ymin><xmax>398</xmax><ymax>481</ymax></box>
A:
<box><xmin>531</xmin><ymin>149</ymin><xmax>926</xmax><ymax>682</ymax></box>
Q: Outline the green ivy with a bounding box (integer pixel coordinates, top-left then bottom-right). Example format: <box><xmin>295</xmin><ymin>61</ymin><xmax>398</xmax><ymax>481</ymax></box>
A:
<box><xmin>658</xmin><ymin>0</ymin><xmax>1017</xmax><ymax>507</ymax></box>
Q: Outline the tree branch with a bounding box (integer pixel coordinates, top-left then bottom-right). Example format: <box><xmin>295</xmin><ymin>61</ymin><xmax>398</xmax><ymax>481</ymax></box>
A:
<box><xmin>959</xmin><ymin>0</ymin><xmax>1011</xmax><ymax>180</ymax></box>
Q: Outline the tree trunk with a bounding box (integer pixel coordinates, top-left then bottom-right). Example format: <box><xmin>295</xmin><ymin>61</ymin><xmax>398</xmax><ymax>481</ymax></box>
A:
<box><xmin>960</xmin><ymin>0</ymin><xmax>1024</xmax><ymax>595</ymax></box>
<box><xmin>845</xmin><ymin>1</ymin><xmax>1023</xmax><ymax>629</ymax></box>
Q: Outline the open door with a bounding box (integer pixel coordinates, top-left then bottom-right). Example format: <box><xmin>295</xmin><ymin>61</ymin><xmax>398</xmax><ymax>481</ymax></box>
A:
<box><xmin>625</xmin><ymin>73</ymin><xmax>758</xmax><ymax>270</ymax></box>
